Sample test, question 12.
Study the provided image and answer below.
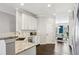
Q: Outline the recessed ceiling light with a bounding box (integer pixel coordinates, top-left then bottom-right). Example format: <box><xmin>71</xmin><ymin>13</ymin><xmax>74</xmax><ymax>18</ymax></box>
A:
<box><xmin>20</xmin><ymin>3</ymin><xmax>24</xmax><ymax>6</ymax></box>
<box><xmin>58</xmin><ymin>27</ymin><xmax>60</xmax><ymax>29</ymax></box>
<box><xmin>48</xmin><ymin>4</ymin><xmax>51</xmax><ymax>7</ymax></box>
<box><xmin>68</xmin><ymin>9</ymin><xmax>72</xmax><ymax>13</ymax></box>
<box><xmin>53</xmin><ymin>13</ymin><xmax>56</xmax><ymax>16</ymax></box>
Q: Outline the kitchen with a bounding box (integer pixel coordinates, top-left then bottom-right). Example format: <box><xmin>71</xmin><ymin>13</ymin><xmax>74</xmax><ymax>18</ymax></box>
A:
<box><xmin>0</xmin><ymin>3</ymin><xmax>75</xmax><ymax>55</ymax></box>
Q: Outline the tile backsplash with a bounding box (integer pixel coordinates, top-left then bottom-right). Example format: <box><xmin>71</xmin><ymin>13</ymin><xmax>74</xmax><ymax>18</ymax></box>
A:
<box><xmin>16</xmin><ymin>31</ymin><xmax>30</xmax><ymax>38</ymax></box>
<box><xmin>0</xmin><ymin>31</ymin><xmax>37</xmax><ymax>41</ymax></box>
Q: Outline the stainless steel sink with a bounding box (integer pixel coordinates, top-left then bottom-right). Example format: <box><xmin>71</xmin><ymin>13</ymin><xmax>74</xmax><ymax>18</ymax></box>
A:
<box><xmin>16</xmin><ymin>38</ymin><xmax>25</xmax><ymax>41</ymax></box>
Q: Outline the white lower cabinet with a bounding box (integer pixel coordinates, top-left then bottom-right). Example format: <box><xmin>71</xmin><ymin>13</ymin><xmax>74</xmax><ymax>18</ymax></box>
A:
<box><xmin>0</xmin><ymin>38</ymin><xmax>16</xmax><ymax>55</ymax></box>
<box><xmin>17</xmin><ymin>46</ymin><xmax>36</xmax><ymax>55</ymax></box>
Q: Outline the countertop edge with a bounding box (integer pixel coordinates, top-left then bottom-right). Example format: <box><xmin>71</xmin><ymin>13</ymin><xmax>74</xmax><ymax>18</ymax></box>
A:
<box><xmin>0</xmin><ymin>36</ymin><xmax>18</xmax><ymax>40</ymax></box>
<box><xmin>16</xmin><ymin>44</ymin><xmax>36</xmax><ymax>55</ymax></box>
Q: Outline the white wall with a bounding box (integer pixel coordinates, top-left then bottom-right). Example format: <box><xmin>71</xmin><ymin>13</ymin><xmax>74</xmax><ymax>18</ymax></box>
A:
<box><xmin>0</xmin><ymin>11</ymin><xmax>16</xmax><ymax>33</ymax></box>
<box><xmin>38</xmin><ymin>17</ymin><xmax>56</xmax><ymax>44</ymax></box>
<box><xmin>56</xmin><ymin>15</ymin><xmax>69</xmax><ymax>24</ymax></box>
<box><xmin>0</xmin><ymin>11</ymin><xmax>16</xmax><ymax>55</ymax></box>
<box><xmin>37</xmin><ymin>17</ymin><xmax>47</xmax><ymax>43</ymax></box>
<box><xmin>46</xmin><ymin>17</ymin><xmax>56</xmax><ymax>43</ymax></box>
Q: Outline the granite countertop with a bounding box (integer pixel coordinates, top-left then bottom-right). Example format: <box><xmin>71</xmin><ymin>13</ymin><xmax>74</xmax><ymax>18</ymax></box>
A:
<box><xmin>0</xmin><ymin>32</ymin><xmax>18</xmax><ymax>40</ymax></box>
<box><xmin>40</xmin><ymin>41</ymin><xmax>55</xmax><ymax>45</ymax></box>
<box><xmin>15</xmin><ymin>41</ymin><xmax>36</xmax><ymax>54</ymax></box>
<box><xmin>0</xmin><ymin>36</ymin><xmax>18</xmax><ymax>40</ymax></box>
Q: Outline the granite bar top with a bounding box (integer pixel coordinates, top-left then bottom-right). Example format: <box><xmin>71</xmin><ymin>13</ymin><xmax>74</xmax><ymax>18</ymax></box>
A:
<box><xmin>0</xmin><ymin>36</ymin><xmax>18</xmax><ymax>40</ymax></box>
<box><xmin>0</xmin><ymin>32</ymin><xmax>18</xmax><ymax>40</ymax></box>
<box><xmin>15</xmin><ymin>41</ymin><xmax>36</xmax><ymax>54</ymax></box>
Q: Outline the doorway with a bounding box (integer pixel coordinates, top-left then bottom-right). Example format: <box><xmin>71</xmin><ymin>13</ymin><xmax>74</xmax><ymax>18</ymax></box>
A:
<box><xmin>56</xmin><ymin>23</ymin><xmax>69</xmax><ymax>43</ymax></box>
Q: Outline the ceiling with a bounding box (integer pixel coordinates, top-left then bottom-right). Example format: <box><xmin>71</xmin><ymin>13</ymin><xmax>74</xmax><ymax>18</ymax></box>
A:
<box><xmin>0</xmin><ymin>3</ymin><xmax>74</xmax><ymax>18</ymax></box>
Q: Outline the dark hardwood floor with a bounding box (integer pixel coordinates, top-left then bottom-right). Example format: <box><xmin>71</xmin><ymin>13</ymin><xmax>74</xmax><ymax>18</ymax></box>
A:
<box><xmin>36</xmin><ymin>42</ymin><xmax>71</xmax><ymax>55</ymax></box>
<box><xmin>36</xmin><ymin>44</ymin><xmax>55</xmax><ymax>55</ymax></box>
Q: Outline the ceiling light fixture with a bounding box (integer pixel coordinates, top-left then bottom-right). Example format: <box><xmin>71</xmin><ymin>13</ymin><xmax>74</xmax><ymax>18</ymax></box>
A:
<box><xmin>48</xmin><ymin>4</ymin><xmax>51</xmax><ymax>7</ymax></box>
<box><xmin>53</xmin><ymin>13</ymin><xmax>56</xmax><ymax>16</ymax></box>
<box><xmin>20</xmin><ymin>3</ymin><xmax>24</xmax><ymax>6</ymax></box>
<box><xmin>68</xmin><ymin>9</ymin><xmax>72</xmax><ymax>13</ymax></box>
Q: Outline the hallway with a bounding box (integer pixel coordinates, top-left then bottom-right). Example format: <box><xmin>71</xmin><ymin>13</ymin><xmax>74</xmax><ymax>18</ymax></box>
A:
<box><xmin>54</xmin><ymin>41</ymin><xmax>71</xmax><ymax>55</ymax></box>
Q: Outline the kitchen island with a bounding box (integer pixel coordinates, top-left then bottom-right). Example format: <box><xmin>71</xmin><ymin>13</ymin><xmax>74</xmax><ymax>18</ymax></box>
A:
<box><xmin>0</xmin><ymin>32</ymin><xmax>37</xmax><ymax>55</ymax></box>
<box><xmin>0</xmin><ymin>32</ymin><xmax>17</xmax><ymax>55</ymax></box>
<box><xmin>15</xmin><ymin>41</ymin><xmax>36</xmax><ymax>55</ymax></box>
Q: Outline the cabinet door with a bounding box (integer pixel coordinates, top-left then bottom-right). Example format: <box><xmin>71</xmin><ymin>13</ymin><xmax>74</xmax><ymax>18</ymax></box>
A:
<box><xmin>16</xmin><ymin>11</ymin><xmax>22</xmax><ymax>31</ymax></box>
<box><xmin>31</xmin><ymin>17</ymin><xmax>35</xmax><ymax>30</ymax></box>
<box><xmin>28</xmin><ymin>16</ymin><xmax>32</xmax><ymax>30</ymax></box>
<box><xmin>22</xmin><ymin>13</ymin><xmax>27</xmax><ymax>29</ymax></box>
<box><xmin>28</xmin><ymin>16</ymin><xmax>37</xmax><ymax>30</ymax></box>
<box><xmin>31</xmin><ymin>17</ymin><xmax>37</xmax><ymax>30</ymax></box>
<box><xmin>34</xmin><ymin>18</ymin><xmax>37</xmax><ymax>30</ymax></box>
<box><xmin>6</xmin><ymin>42</ymin><xmax>15</xmax><ymax>55</ymax></box>
<box><xmin>22</xmin><ymin>13</ymin><xmax>30</xmax><ymax>30</ymax></box>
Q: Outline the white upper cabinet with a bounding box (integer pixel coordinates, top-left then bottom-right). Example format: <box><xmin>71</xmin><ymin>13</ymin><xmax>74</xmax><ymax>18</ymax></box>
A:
<box><xmin>16</xmin><ymin>9</ymin><xmax>37</xmax><ymax>31</ymax></box>
<box><xmin>22</xmin><ymin>13</ymin><xmax>37</xmax><ymax>30</ymax></box>
<box><xmin>16</xmin><ymin>10</ymin><xmax>22</xmax><ymax>32</ymax></box>
<box><xmin>31</xmin><ymin>16</ymin><xmax>37</xmax><ymax>30</ymax></box>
